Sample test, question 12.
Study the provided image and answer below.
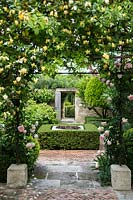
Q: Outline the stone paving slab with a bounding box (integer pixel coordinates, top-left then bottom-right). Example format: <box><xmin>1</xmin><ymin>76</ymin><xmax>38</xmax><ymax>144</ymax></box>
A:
<box><xmin>60</xmin><ymin>180</ymin><xmax>95</xmax><ymax>189</ymax></box>
<box><xmin>47</xmin><ymin>172</ymin><xmax>78</xmax><ymax>180</ymax></box>
<box><xmin>78</xmin><ymin>171</ymin><xmax>99</xmax><ymax>181</ymax></box>
<box><xmin>44</xmin><ymin>165</ymin><xmax>84</xmax><ymax>173</ymax></box>
<box><xmin>31</xmin><ymin>179</ymin><xmax>61</xmax><ymax>189</ymax></box>
<box><xmin>115</xmin><ymin>190</ymin><xmax>133</xmax><ymax>200</ymax></box>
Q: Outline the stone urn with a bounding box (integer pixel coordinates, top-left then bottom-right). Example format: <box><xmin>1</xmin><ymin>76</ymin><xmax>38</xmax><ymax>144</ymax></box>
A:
<box><xmin>111</xmin><ymin>164</ymin><xmax>131</xmax><ymax>191</ymax></box>
<box><xmin>7</xmin><ymin>164</ymin><xmax>28</xmax><ymax>188</ymax></box>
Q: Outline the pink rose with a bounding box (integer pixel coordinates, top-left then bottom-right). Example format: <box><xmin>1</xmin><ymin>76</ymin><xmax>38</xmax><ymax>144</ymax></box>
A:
<box><xmin>127</xmin><ymin>94</ymin><xmax>133</xmax><ymax>101</ymax></box>
<box><xmin>18</xmin><ymin>125</ymin><xmax>25</xmax><ymax>133</ymax></box>
<box><xmin>107</xmin><ymin>140</ymin><xmax>112</xmax><ymax>145</ymax></box>
<box><xmin>26</xmin><ymin>142</ymin><xmax>35</xmax><ymax>149</ymax></box>
<box><xmin>124</xmin><ymin>63</ymin><xmax>132</xmax><ymax>70</ymax></box>
<box><xmin>100</xmin><ymin>134</ymin><xmax>105</xmax><ymax>142</ymax></box>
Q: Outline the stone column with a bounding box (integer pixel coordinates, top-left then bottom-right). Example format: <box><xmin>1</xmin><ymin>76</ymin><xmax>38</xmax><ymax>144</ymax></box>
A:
<box><xmin>111</xmin><ymin>164</ymin><xmax>131</xmax><ymax>191</ymax></box>
<box><xmin>7</xmin><ymin>164</ymin><xmax>28</xmax><ymax>188</ymax></box>
<box><xmin>55</xmin><ymin>90</ymin><xmax>61</xmax><ymax>121</ymax></box>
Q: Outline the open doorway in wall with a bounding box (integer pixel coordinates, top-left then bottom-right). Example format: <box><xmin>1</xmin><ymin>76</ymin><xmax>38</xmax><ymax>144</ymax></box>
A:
<box><xmin>61</xmin><ymin>91</ymin><xmax>75</xmax><ymax>120</ymax></box>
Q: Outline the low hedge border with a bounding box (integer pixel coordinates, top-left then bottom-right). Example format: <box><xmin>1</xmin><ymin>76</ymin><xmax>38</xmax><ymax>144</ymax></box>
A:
<box><xmin>38</xmin><ymin>124</ymin><xmax>99</xmax><ymax>150</ymax></box>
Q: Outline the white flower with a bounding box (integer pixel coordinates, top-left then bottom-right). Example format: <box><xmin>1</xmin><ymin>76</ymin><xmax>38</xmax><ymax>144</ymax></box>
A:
<box><xmin>35</xmin><ymin>121</ymin><xmax>39</xmax><ymax>127</ymax></box>
<box><xmin>101</xmin><ymin>122</ymin><xmax>107</xmax><ymax>126</ymax></box>
<box><xmin>34</xmin><ymin>134</ymin><xmax>38</xmax><ymax>139</ymax></box>
<box><xmin>26</xmin><ymin>142</ymin><xmax>35</xmax><ymax>149</ymax></box>
<box><xmin>97</xmin><ymin>126</ymin><xmax>104</xmax><ymax>132</ymax></box>
<box><xmin>122</xmin><ymin>117</ymin><xmax>128</xmax><ymax>123</ymax></box>
<box><xmin>16</xmin><ymin>77</ymin><xmax>21</xmax><ymax>82</ymax></box>
<box><xmin>109</xmin><ymin>82</ymin><xmax>114</xmax><ymax>87</ymax></box>
<box><xmin>104</xmin><ymin>130</ymin><xmax>110</xmax><ymax>137</ymax></box>
<box><xmin>117</xmin><ymin>74</ymin><xmax>122</xmax><ymax>79</ymax></box>
<box><xmin>3</xmin><ymin>94</ymin><xmax>8</xmax><ymax>100</ymax></box>
<box><xmin>107</xmin><ymin>97</ymin><xmax>112</xmax><ymax>102</ymax></box>
<box><xmin>104</xmin><ymin>0</ymin><xmax>109</xmax><ymax>4</ymax></box>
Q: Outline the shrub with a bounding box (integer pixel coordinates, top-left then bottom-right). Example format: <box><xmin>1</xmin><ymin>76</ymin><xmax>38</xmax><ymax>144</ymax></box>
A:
<box><xmin>96</xmin><ymin>153</ymin><xmax>111</xmax><ymax>186</ymax></box>
<box><xmin>38</xmin><ymin>124</ymin><xmax>99</xmax><ymax>150</ymax></box>
<box><xmin>0</xmin><ymin>134</ymin><xmax>40</xmax><ymax>182</ymax></box>
<box><xmin>65</xmin><ymin>105</ymin><xmax>75</xmax><ymax>117</ymax></box>
<box><xmin>32</xmin><ymin>88</ymin><xmax>54</xmax><ymax>104</ymax></box>
<box><xmin>85</xmin><ymin>116</ymin><xmax>110</xmax><ymax>127</ymax></box>
<box><xmin>24</xmin><ymin>100</ymin><xmax>58</xmax><ymax>127</ymax></box>
<box><xmin>124</xmin><ymin>128</ymin><xmax>133</xmax><ymax>183</ymax></box>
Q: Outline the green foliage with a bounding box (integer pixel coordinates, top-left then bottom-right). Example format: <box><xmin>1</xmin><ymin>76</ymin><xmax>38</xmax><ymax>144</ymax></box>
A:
<box><xmin>96</xmin><ymin>153</ymin><xmax>111</xmax><ymax>186</ymax></box>
<box><xmin>38</xmin><ymin>124</ymin><xmax>99</xmax><ymax>150</ymax></box>
<box><xmin>0</xmin><ymin>134</ymin><xmax>40</xmax><ymax>182</ymax></box>
<box><xmin>85</xmin><ymin>116</ymin><xmax>110</xmax><ymax>127</ymax></box>
<box><xmin>85</xmin><ymin>76</ymin><xmax>107</xmax><ymax>107</ymax></box>
<box><xmin>33</xmin><ymin>74</ymin><xmax>80</xmax><ymax>90</ymax></box>
<box><xmin>24</xmin><ymin>100</ymin><xmax>57</xmax><ymax>127</ymax></box>
<box><xmin>77</xmin><ymin>76</ymin><xmax>90</xmax><ymax>102</ymax></box>
<box><xmin>32</xmin><ymin>88</ymin><xmax>54</xmax><ymax>104</ymax></box>
<box><xmin>65</xmin><ymin>105</ymin><xmax>75</xmax><ymax>118</ymax></box>
<box><xmin>124</xmin><ymin>128</ymin><xmax>133</xmax><ymax>183</ymax></box>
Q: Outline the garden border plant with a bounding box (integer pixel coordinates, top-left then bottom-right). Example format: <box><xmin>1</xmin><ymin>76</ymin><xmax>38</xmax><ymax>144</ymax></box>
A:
<box><xmin>38</xmin><ymin>123</ymin><xmax>99</xmax><ymax>150</ymax></box>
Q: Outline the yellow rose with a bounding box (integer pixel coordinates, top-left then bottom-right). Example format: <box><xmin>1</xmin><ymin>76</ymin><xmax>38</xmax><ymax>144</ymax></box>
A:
<box><xmin>3</xmin><ymin>7</ymin><xmax>8</xmax><ymax>12</ymax></box>
<box><xmin>14</xmin><ymin>20</ymin><xmax>19</xmax><ymax>26</ymax></box>
<box><xmin>33</xmin><ymin>78</ymin><xmax>38</xmax><ymax>83</ymax></box>
<box><xmin>95</xmin><ymin>48</ymin><xmax>99</xmax><ymax>52</ymax></box>
<box><xmin>85</xmin><ymin>50</ymin><xmax>90</xmax><ymax>54</ymax></box>
<box><xmin>0</xmin><ymin>68</ymin><xmax>4</xmax><ymax>74</ymax></box>
<box><xmin>19</xmin><ymin>68</ymin><xmax>27</xmax><ymax>75</ymax></box>
<box><xmin>50</xmin><ymin>11</ymin><xmax>54</xmax><ymax>16</ymax></box>
<box><xmin>64</xmin><ymin>10</ymin><xmax>68</xmax><ymax>15</ymax></box>
<box><xmin>103</xmin><ymin>64</ymin><xmax>108</xmax><ymax>69</ymax></box>
<box><xmin>0</xmin><ymin>41</ymin><xmax>3</xmax><ymax>45</ymax></box>
<box><xmin>119</xmin><ymin>41</ymin><xmax>124</xmax><ymax>45</ymax></box>
<box><xmin>18</xmin><ymin>11</ymin><xmax>25</xmax><ymax>20</ymax></box>
<box><xmin>111</xmin><ymin>43</ymin><xmax>115</xmax><ymax>48</ymax></box>
<box><xmin>31</xmin><ymin>63</ymin><xmax>36</xmax><ymax>68</ymax></box>
<box><xmin>103</xmin><ymin>53</ymin><xmax>109</xmax><ymax>60</ymax></box>
<box><xmin>107</xmin><ymin>36</ymin><xmax>112</xmax><ymax>41</ymax></box>
<box><xmin>0</xmin><ymin>87</ymin><xmax>4</xmax><ymax>93</ymax></box>
<box><xmin>13</xmin><ymin>80</ymin><xmax>17</xmax><ymax>85</ymax></box>
<box><xmin>83</xmin><ymin>40</ymin><xmax>89</xmax><ymax>45</ymax></box>
<box><xmin>43</xmin><ymin>46</ymin><xmax>48</xmax><ymax>51</ymax></box>
<box><xmin>16</xmin><ymin>91</ymin><xmax>21</xmax><ymax>94</ymax></box>
<box><xmin>41</xmin><ymin>66</ymin><xmax>45</xmax><ymax>71</ymax></box>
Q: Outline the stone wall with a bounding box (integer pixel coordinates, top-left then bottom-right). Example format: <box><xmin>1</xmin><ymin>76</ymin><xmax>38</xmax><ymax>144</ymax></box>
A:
<box><xmin>75</xmin><ymin>97</ymin><xmax>98</xmax><ymax>123</ymax></box>
<box><xmin>55</xmin><ymin>89</ymin><xmax>102</xmax><ymax>123</ymax></box>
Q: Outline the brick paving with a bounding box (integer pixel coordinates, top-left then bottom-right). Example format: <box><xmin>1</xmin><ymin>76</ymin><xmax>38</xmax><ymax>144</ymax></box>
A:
<box><xmin>0</xmin><ymin>150</ymin><xmax>131</xmax><ymax>200</ymax></box>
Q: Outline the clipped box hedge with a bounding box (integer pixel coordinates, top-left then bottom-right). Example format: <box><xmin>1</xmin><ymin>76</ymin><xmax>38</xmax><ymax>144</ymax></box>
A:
<box><xmin>38</xmin><ymin>124</ymin><xmax>99</xmax><ymax>150</ymax></box>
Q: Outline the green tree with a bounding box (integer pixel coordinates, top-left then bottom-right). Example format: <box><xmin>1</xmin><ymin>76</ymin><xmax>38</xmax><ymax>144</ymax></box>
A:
<box><xmin>84</xmin><ymin>76</ymin><xmax>109</xmax><ymax>118</ymax></box>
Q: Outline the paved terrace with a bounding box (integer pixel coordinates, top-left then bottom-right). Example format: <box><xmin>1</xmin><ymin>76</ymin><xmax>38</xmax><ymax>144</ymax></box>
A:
<box><xmin>0</xmin><ymin>150</ymin><xmax>133</xmax><ymax>200</ymax></box>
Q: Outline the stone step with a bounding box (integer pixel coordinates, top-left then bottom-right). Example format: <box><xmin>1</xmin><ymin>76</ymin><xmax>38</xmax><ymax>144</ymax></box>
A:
<box><xmin>31</xmin><ymin>179</ymin><xmax>101</xmax><ymax>190</ymax></box>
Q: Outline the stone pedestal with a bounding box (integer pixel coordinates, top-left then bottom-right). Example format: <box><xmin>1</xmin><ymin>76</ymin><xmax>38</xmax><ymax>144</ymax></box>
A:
<box><xmin>111</xmin><ymin>164</ymin><xmax>131</xmax><ymax>191</ymax></box>
<box><xmin>7</xmin><ymin>164</ymin><xmax>28</xmax><ymax>188</ymax></box>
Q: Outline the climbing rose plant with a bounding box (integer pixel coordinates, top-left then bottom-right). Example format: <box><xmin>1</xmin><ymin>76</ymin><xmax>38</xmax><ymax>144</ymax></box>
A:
<box><xmin>0</xmin><ymin>0</ymin><xmax>132</xmax><ymax>166</ymax></box>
